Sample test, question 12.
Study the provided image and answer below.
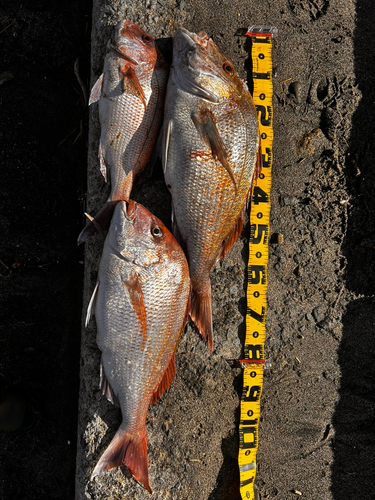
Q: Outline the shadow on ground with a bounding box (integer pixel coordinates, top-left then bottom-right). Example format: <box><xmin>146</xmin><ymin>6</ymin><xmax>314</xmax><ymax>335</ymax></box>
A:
<box><xmin>332</xmin><ymin>1</ymin><xmax>375</xmax><ymax>498</ymax></box>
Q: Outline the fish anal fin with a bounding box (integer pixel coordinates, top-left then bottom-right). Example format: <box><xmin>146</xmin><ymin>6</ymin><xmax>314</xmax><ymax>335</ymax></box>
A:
<box><xmin>89</xmin><ymin>73</ymin><xmax>104</xmax><ymax>105</ymax></box>
<box><xmin>91</xmin><ymin>427</ymin><xmax>151</xmax><ymax>493</ymax></box>
<box><xmin>99</xmin><ymin>358</ymin><xmax>119</xmax><ymax>406</ymax></box>
<box><xmin>122</xmin><ymin>272</ymin><xmax>147</xmax><ymax>350</ymax></box>
<box><xmin>120</xmin><ymin>64</ymin><xmax>146</xmax><ymax>111</ymax></box>
<box><xmin>218</xmin><ymin>211</ymin><xmax>244</xmax><ymax>261</ymax></box>
<box><xmin>190</xmin><ymin>280</ymin><xmax>213</xmax><ymax>354</ymax></box>
<box><xmin>151</xmin><ymin>353</ymin><xmax>176</xmax><ymax>404</ymax></box>
<box><xmin>191</xmin><ymin>108</ymin><xmax>237</xmax><ymax>194</ymax></box>
<box><xmin>85</xmin><ymin>281</ymin><xmax>99</xmax><ymax>327</ymax></box>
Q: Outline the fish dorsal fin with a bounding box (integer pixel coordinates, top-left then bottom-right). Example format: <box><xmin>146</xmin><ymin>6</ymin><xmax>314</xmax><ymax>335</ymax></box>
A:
<box><xmin>100</xmin><ymin>358</ymin><xmax>119</xmax><ymax>406</ymax></box>
<box><xmin>122</xmin><ymin>272</ymin><xmax>147</xmax><ymax>350</ymax></box>
<box><xmin>191</xmin><ymin>108</ymin><xmax>238</xmax><ymax>194</ymax></box>
<box><xmin>151</xmin><ymin>353</ymin><xmax>176</xmax><ymax>404</ymax></box>
<box><xmin>85</xmin><ymin>281</ymin><xmax>99</xmax><ymax>327</ymax></box>
<box><xmin>120</xmin><ymin>63</ymin><xmax>146</xmax><ymax>111</ymax></box>
<box><xmin>89</xmin><ymin>73</ymin><xmax>104</xmax><ymax>105</ymax></box>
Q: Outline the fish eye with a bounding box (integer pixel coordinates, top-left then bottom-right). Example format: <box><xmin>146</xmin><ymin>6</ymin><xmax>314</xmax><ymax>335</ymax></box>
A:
<box><xmin>223</xmin><ymin>63</ymin><xmax>234</xmax><ymax>76</ymax></box>
<box><xmin>143</xmin><ymin>34</ymin><xmax>154</xmax><ymax>45</ymax></box>
<box><xmin>151</xmin><ymin>225</ymin><xmax>164</xmax><ymax>238</ymax></box>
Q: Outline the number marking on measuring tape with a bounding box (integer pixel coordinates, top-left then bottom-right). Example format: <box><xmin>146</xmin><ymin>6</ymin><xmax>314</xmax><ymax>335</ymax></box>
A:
<box><xmin>239</xmin><ymin>25</ymin><xmax>276</xmax><ymax>500</ymax></box>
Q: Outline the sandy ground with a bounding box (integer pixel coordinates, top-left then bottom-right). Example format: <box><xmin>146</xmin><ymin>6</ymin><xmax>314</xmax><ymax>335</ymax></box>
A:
<box><xmin>1</xmin><ymin>0</ymin><xmax>374</xmax><ymax>499</ymax></box>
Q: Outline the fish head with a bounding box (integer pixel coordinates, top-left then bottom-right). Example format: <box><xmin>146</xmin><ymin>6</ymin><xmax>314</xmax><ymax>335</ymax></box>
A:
<box><xmin>172</xmin><ymin>27</ymin><xmax>246</xmax><ymax>103</ymax></box>
<box><xmin>109</xmin><ymin>201</ymin><xmax>182</xmax><ymax>269</ymax></box>
<box><xmin>111</xmin><ymin>20</ymin><xmax>158</xmax><ymax>66</ymax></box>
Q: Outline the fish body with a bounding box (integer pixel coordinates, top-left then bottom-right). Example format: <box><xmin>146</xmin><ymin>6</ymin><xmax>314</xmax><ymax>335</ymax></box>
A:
<box><xmin>88</xmin><ymin>200</ymin><xmax>190</xmax><ymax>492</ymax></box>
<box><xmin>162</xmin><ymin>28</ymin><xmax>260</xmax><ymax>351</ymax></box>
<box><xmin>79</xmin><ymin>21</ymin><xmax>168</xmax><ymax>243</ymax></box>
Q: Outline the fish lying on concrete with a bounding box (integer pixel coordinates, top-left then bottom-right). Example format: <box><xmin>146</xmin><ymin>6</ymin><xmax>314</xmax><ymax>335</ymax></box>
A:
<box><xmin>87</xmin><ymin>200</ymin><xmax>190</xmax><ymax>492</ymax></box>
<box><xmin>162</xmin><ymin>27</ymin><xmax>260</xmax><ymax>352</ymax></box>
<box><xmin>78</xmin><ymin>20</ymin><xmax>168</xmax><ymax>243</ymax></box>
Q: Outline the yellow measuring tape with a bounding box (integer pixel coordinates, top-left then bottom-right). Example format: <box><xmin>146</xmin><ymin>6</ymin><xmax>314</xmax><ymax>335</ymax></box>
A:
<box><xmin>239</xmin><ymin>25</ymin><xmax>276</xmax><ymax>500</ymax></box>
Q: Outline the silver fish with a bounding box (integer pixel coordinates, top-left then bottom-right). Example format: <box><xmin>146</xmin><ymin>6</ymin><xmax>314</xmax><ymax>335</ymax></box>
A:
<box><xmin>162</xmin><ymin>28</ymin><xmax>260</xmax><ymax>352</ymax></box>
<box><xmin>87</xmin><ymin>200</ymin><xmax>190</xmax><ymax>492</ymax></box>
<box><xmin>78</xmin><ymin>20</ymin><xmax>168</xmax><ymax>243</ymax></box>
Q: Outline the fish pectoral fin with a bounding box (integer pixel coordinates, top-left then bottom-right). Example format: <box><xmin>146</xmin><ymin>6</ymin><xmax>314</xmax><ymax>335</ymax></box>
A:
<box><xmin>100</xmin><ymin>358</ymin><xmax>119</xmax><ymax>406</ymax></box>
<box><xmin>151</xmin><ymin>353</ymin><xmax>176</xmax><ymax>404</ymax></box>
<box><xmin>85</xmin><ymin>281</ymin><xmax>99</xmax><ymax>327</ymax></box>
<box><xmin>122</xmin><ymin>272</ymin><xmax>147</xmax><ymax>349</ymax></box>
<box><xmin>120</xmin><ymin>63</ymin><xmax>146</xmax><ymax>111</ymax></box>
<box><xmin>191</xmin><ymin>108</ymin><xmax>238</xmax><ymax>194</ymax></box>
<box><xmin>89</xmin><ymin>73</ymin><xmax>104</xmax><ymax>105</ymax></box>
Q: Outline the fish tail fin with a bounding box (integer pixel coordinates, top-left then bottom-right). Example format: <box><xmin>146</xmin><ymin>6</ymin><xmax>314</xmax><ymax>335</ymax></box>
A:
<box><xmin>91</xmin><ymin>426</ymin><xmax>151</xmax><ymax>493</ymax></box>
<box><xmin>77</xmin><ymin>201</ymin><xmax>119</xmax><ymax>244</ymax></box>
<box><xmin>190</xmin><ymin>280</ymin><xmax>213</xmax><ymax>354</ymax></box>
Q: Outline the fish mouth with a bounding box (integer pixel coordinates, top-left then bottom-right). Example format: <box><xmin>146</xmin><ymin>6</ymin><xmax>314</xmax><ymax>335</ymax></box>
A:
<box><xmin>172</xmin><ymin>28</ymin><xmax>220</xmax><ymax>103</ymax></box>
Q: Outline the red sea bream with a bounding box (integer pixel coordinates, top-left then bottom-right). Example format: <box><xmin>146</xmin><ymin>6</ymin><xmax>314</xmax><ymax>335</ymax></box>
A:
<box><xmin>87</xmin><ymin>200</ymin><xmax>190</xmax><ymax>492</ymax></box>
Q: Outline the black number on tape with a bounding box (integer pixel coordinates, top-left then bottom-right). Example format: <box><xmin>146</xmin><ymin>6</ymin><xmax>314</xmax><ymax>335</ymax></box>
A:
<box><xmin>252</xmin><ymin>186</ymin><xmax>269</xmax><ymax>205</ymax></box>
<box><xmin>247</xmin><ymin>306</ymin><xmax>265</xmax><ymax>323</ymax></box>
<box><xmin>248</xmin><ymin>265</ymin><xmax>266</xmax><ymax>284</ymax></box>
<box><xmin>250</xmin><ymin>224</ymin><xmax>268</xmax><ymax>244</ymax></box>
<box><xmin>256</xmin><ymin>104</ymin><xmax>272</xmax><ymax>126</ymax></box>
<box><xmin>262</xmin><ymin>147</ymin><xmax>272</xmax><ymax>168</ymax></box>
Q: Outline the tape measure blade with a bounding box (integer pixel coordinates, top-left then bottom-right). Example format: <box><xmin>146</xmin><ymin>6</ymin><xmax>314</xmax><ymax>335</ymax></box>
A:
<box><xmin>239</xmin><ymin>31</ymin><xmax>274</xmax><ymax>500</ymax></box>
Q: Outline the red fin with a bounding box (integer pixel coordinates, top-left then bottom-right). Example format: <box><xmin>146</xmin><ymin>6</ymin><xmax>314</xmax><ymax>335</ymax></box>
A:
<box><xmin>120</xmin><ymin>63</ymin><xmax>146</xmax><ymax>111</ymax></box>
<box><xmin>191</xmin><ymin>108</ymin><xmax>238</xmax><ymax>194</ymax></box>
<box><xmin>218</xmin><ymin>211</ymin><xmax>244</xmax><ymax>261</ymax></box>
<box><xmin>190</xmin><ymin>281</ymin><xmax>213</xmax><ymax>354</ymax></box>
<box><xmin>91</xmin><ymin>427</ymin><xmax>151</xmax><ymax>493</ymax></box>
<box><xmin>251</xmin><ymin>136</ymin><xmax>263</xmax><ymax>188</ymax></box>
<box><xmin>246</xmin><ymin>139</ymin><xmax>263</xmax><ymax>209</ymax></box>
<box><xmin>122</xmin><ymin>272</ymin><xmax>147</xmax><ymax>350</ymax></box>
<box><xmin>151</xmin><ymin>353</ymin><xmax>176</xmax><ymax>404</ymax></box>
<box><xmin>77</xmin><ymin>201</ymin><xmax>119</xmax><ymax>244</ymax></box>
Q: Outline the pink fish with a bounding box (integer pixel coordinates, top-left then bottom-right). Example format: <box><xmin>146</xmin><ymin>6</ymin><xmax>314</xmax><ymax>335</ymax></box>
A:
<box><xmin>78</xmin><ymin>20</ymin><xmax>168</xmax><ymax>243</ymax></box>
<box><xmin>162</xmin><ymin>28</ymin><xmax>260</xmax><ymax>352</ymax></box>
<box><xmin>87</xmin><ymin>200</ymin><xmax>190</xmax><ymax>492</ymax></box>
